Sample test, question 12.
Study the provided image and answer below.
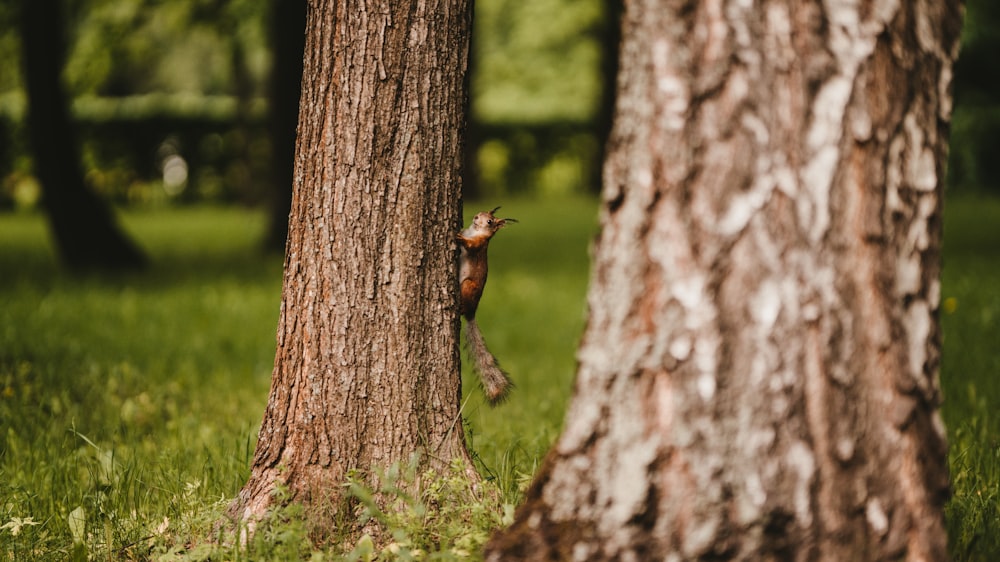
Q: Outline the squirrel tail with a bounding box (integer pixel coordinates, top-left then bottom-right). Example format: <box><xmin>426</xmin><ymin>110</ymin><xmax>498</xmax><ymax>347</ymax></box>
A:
<box><xmin>463</xmin><ymin>317</ymin><xmax>513</xmax><ymax>405</ymax></box>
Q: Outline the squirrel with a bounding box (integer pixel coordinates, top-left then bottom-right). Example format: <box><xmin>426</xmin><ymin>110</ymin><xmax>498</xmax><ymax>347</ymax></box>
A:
<box><xmin>458</xmin><ymin>206</ymin><xmax>516</xmax><ymax>405</ymax></box>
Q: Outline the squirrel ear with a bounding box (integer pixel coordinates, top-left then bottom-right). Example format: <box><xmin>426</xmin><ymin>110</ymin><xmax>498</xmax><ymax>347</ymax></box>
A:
<box><xmin>489</xmin><ymin>206</ymin><xmax>502</xmax><ymax>215</ymax></box>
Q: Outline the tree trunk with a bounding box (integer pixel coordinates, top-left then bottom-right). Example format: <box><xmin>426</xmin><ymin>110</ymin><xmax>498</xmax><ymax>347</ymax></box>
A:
<box><xmin>487</xmin><ymin>1</ymin><xmax>962</xmax><ymax>560</ymax></box>
<box><xmin>18</xmin><ymin>0</ymin><xmax>146</xmax><ymax>270</ymax></box>
<box><xmin>230</xmin><ymin>0</ymin><xmax>473</xmax><ymax>534</ymax></box>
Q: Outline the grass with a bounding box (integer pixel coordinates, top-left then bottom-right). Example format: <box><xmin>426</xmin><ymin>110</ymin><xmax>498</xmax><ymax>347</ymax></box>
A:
<box><xmin>0</xmin><ymin>198</ymin><xmax>597</xmax><ymax>560</ymax></box>
<box><xmin>0</xmin><ymin>207</ymin><xmax>282</xmax><ymax>560</ymax></box>
<box><xmin>458</xmin><ymin>198</ymin><xmax>596</xmax><ymax>495</ymax></box>
<box><xmin>0</xmin><ymin>194</ymin><xmax>998</xmax><ymax>560</ymax></box>
<box><xmin>940</xmin><ymin>195</ymin><xmax>1000</xmax><ymax>561</ymax></box>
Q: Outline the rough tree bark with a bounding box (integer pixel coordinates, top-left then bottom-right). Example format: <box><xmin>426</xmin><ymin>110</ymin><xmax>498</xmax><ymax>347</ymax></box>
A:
<box><xmin>18</xmin><ymin>0</ymin><xmax>146</xmax><ymax>270</ymax></box>
<box><xmin>487</xmin><ymin>1</ymin><xmax>962</xmax><ymax>560</ymax></box>
<box><xmin>229</xmin><ymin>0</ymin><xmax>473</xmax><ymax>531</ymax></box>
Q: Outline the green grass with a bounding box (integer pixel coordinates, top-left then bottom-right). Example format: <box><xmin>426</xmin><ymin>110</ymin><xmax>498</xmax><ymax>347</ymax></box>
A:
<box><xmin>0</xmin><ymin>207</ymin><xmax>283</xmax><ymax>560</ymax></box>
<box><xmin>1</xmin><ymin>194</ymin><xmax>998</xmax><ymax>560</ymax></box>
<box><xmin>0</xmin><ymin>198</ymin><xmax>597</xmax><ymax>560</ymax></box>
<box><xmin>458</xmin><ymin>198</ymin><xmax>597</xmax><ymax>496</ymax></box>
<box><xmin>941</xmin><ymin>196</ymin><xmax>1000</xmax><ymax>561</ymax></box>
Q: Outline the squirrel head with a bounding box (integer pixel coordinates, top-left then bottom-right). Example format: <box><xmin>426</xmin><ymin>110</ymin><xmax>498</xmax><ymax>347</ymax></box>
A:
<box><xmin>466</xmin><ymin>206</ymin><xmax>517</xmax><ymax>237</ymax></box>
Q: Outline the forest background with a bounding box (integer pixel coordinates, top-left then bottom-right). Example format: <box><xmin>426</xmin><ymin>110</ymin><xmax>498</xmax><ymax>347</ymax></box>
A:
<box><xmin>1</xmin><ymin>1</ymin><xmax>998</xmax><ymax>208</ymax></box>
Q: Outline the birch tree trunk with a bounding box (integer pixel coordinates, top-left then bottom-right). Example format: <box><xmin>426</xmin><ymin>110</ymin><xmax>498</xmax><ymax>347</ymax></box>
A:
<box><xmin>230</xmin><ymin>0</ymin><xmax>473</xmax><ymax>532</ymax></box>
<box><xmin>487</xmin><ymin>0</ymin><xmax>963</xmax><ymax>560</ymax></box>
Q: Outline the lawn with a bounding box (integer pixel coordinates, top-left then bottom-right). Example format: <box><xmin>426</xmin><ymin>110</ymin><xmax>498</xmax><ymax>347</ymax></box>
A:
<box><xmin>1</xmin><ymin>195</ymin><xmax>998</xmax><ymax>560</ymax></box>
<box><xmin>0</xmin><ymin>199</ymin><xmax>596</xmax><ymax>560</ymax></box>
<box><xmin>940</xmin><ymin>196</ymin><xmax>1000</xmax><ymax>560</ymax></box>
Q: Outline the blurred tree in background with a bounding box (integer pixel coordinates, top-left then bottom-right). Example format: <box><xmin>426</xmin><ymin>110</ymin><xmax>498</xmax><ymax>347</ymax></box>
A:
<box><xmin>16</xmin><ymin>0</ymin><xmax>146</xmax><ymax>269</ymax></box>
<box><xmin>0</xmin><ymin>0</ymin><xmax>614</xmax><ymax>217</ymax></box>
<box><xmin>468</xmin><ymin>0</ymin><xmax>610</xmax><ymax>197</ymax></box>
<box><xmin>0</xmin><ymin>0</ymin><xmax>994</xmax><ymax>223</ymax></box>
<box><xmin>949</xmin><ymin>0</ymin><xmax>1000</xmax><ymax>192</ymax></box>
<box><xmin>261</xmin><ymin>0</ymin><xmax>304</xmax><ymax>253</ymax></box>
<box><xmin>1</xmin><ymin>0</ymin><xmax>275</xmax><ymax>213</ymax></box>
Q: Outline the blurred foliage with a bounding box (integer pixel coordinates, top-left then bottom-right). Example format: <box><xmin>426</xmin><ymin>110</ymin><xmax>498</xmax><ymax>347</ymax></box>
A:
<box><xmin>0</xmin><ymin>0</ymin><xmax>996</xmax><ymax>208</ymax></box>
<box><xmin>472</xmin><ymin>0</ymin><xmax>603</xmax><ymax>125</ymax></box>
<box><xmin>949</xmin><ymin>0</ymin><xmax>1000</xmax><ymax>192</ymax></box>
<box><xmin>0</xmin><ymin>0</ymin><xmax>607</xmax><ymax>210</ymax></box>
<box><xmin>469</xmin><ymin>0</ymin><xmax>609</xmax><ymax>197</ymax></box>
<box><xmin>68</xmin><ymin>0</ymin><xmax>268</xmax><ymax>97</ymax></box>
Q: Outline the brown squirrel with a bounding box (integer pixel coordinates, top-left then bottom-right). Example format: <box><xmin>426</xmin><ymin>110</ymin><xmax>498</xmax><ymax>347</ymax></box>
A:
<box><xmin>458</xmin><ymin>206</ymin><xmax>516</xmax><ymax>405</ymax></box>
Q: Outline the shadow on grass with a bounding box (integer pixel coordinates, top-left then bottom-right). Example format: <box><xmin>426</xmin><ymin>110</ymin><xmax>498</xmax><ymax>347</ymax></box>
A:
<box><xmin>0</xmin><ymin>206</ymin><xmax>285</xmax><ymax>292</ymax></box>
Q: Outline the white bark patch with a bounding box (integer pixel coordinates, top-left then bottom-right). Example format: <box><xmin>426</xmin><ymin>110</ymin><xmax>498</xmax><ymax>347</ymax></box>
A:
<box><xmin>787</xmin><ymin>440</ymin><xmax>816</xmax><ymax>526</ymax></box>
<box><xmin>669</xmin><ymin>335</ymin><xmax>692</xmax><ymax>362</ymax></box>
<box><xmin>572</xmin><ymin>542</ymin><xmax>593</xmax><ymax>562</ymax></box>
<box><xmin>835</xmin><ymin>437</ymin><xmax>856</xmax><ymax>463</ymax></box>
<box><xmin>674</xmin><ymin>273</ymin><xmax>708</xmax><ymax>311</ymax></box>
<box><xmin>910</xmin><ymin>148</ymin><xmax>937</xmax><ymax>192</ymax></box>
<box><xmin>724</xmin><ymin>0</ymin><xmax>752</xmax><ymax>61</ymax></box>
<box><xmin>800</xmin><ymin>0</ymin><xmax>895</xmax><ymax>242</ymax></box>
<box><xmin>697</xmin><ymin>371</ymin><xmax>717</xmax><ymax>402</ymax></box>
<box><xmin>886</xmin><ymin>133</ymin><xmax>906</xmax><ymax>207</ymax></box>
<box><xmin>740</xmin><ymin>472</ymin><xmax>768</xmax><ymax>522</ymax></box>
<box><xmin>557</xmin><ymin>377</ymin><xmax>605</xmax><ymax>453</ymax></box>
<box><xmin>549</xmin><ymin>362</ymin><xmax>661</xmax><ymax>530</ymax></box>
<box><xmin>904</xmin><ymin>113</ymin><xmax>937</xmax><ymax>192</ymax></box>
<box><xmin>543</xmin><ymin>460</ymin><xmax>592</xmax><ymax>522</ymax></box>
<box><xmin>764</xmin><ymin>3</ymin><xmax>794</xmax><ymax>68</ymax></box>
<box><xmin>906</xmin><ymin>300</ymin><xmax>931</xmax><ymax>386</ymax></box>
<box><xmin>850</xmin><ymin>105</ymin><xmax>873</xmax><ymax>142</ymax></box>
<box><xmin>652</xmin><ymin>372</ymin><xmax>675</xmax><ymax>434</ymax></box>
<box><xmin>728</xmin><ymin>68</ymin><xmax>750</xmax><ymax>106</ymax></box>
<box><xmin>637</xmin><ymin>166</ymin><xmax>654</xmax><ymax>191</ymax></box>
<box><xmin>866</xmin><ymin>497</ymin><xmax>889</xmax><ymax>537</ymax></box>
<box><xmin>603</xmin><ymin>438</ymin><xmax>657</xmax><ymax>529</ymax></box>
<box><xmin>717</xmin><ymin>163</ymin><xmax>773</xmax><ymax>236</ymax></box>
<box><xmin>801</xmin><ymin>66</ymin><xmax>852</xmax><ymax>241</ymax></box>
<box><xmin>749</xmin><ymin>279</ymin><xmax>782</xmax><ymax>330</ymax></box>
<box><xmin>914</xmin><ymin>0</ymin><xmax>940</xmax><ymax>55</ymax></box>
<box><xmin>701</xmin><ymin>0</ymin><xmax>729</xmax><ymax>64</ymax></box>
<box><xmin>682</xmin><ymin>513</ymin><xmax>721</xmax><ymax>558</ymax></box>
<box><xmin>939</xmin><ymin>64</ymin><xmax>954</xmax><ymax>120</ymax></box>
<box><xmin>652</xmin><ymin>39</ymin><xmax>689</xmax><ymax>130</ymax></box>
<box><xmin>694</xmin><ymin>335</ymin><xmax>719</xmax><ymax>401</ymax></box>
<box><xmin>749</xmin><ymin>354</ymin><xmax>768</xmax><ymax>386</ymax></box>
<box><xmin>773</xmin><ymin>163</ymin><xmax>798</xmax><ymax>198</ymax></box>
<box><xmin>915</xmin><ymin>195</ymin><xmax>936</xmax><ymax>251</ymax></box>
<box><xmin>806</xmin><ymin>79</ymin><xmax>851</xmax><ymax>152</ymax></box>
<box><xmin>742</xmin><ymin>113</ymin><xmax>769</xmax><ymax>145</ymax></box>
<box><xmin>896</xmin><ymin>255</ymin><xmax>922</xmax><ymax>297</ymax></box>
<box><xmin>932</xmin><ymin>410</ymin><xmax>948</xmax><ymax>442</ymax></box>
<box><xmin>527</xmin><ymin>512</ymin><xmax>542</xmax><ymax>529</ymax></box>
<box><xmin>928</xmin><ymin>278</ymin><xmax>941</xmax><ymax>309</ymax></box>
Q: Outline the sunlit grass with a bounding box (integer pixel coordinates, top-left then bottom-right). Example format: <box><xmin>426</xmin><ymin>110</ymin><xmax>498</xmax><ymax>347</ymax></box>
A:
<box><xmin>0</xmin><ymin>194</ymin><xmax>998</xmax><ymax>559</ymax></box>
<box><xmin>458</xmin><ymin>197</ymin><xmax>597</xmax><ymax>499</ymax></box>
<box><xmin>0</xmin><ymin>199</ymin><xmax>596</xmax><ymax>559</ymax></box>
<box><xmin>0</xmin><ymin>207</ymin><xmax>280</xmax><ymax>560</ymax></box>
<box><xmin>940</xmin><ymin>196</ymin><xmax>1000</xmax><ymax>561</ymax></box>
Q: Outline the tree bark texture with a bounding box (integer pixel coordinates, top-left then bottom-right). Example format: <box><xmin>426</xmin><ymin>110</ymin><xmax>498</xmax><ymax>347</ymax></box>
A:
<box><xmin>487</xmin><ymin>1</ymin><xmax>962</xmax><ymax>560</ymax></box>
<box><xmin>231</xmin><ymin>0</ymin><xmax>473</xmax><ymax>528</ymax></box>
<box><xmin>19</xmin><ymin>0</ymin><xmax>146</xmax><ymax>270</ymax></box>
